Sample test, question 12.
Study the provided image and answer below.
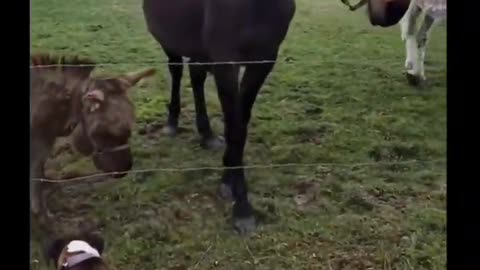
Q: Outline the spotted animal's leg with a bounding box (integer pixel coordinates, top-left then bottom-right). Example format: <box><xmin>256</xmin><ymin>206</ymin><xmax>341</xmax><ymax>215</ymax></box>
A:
<box><xmin>416</xmin><ymin>14</ymin><xmax>436</xmax><ymax>80</ymax></box>
<box><xmin>400</xmin><ymin>3</ymin><xmax>423</xmax><ymax>85</ymax></box>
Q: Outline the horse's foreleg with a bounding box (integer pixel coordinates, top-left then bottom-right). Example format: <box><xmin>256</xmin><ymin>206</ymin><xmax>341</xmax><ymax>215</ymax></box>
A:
<box><xmin>161</xmin><ymin>53</ymin><xmax>184</xmax><ymax>136</ymax></box>
<box><xmin>213</xmin><ymin>63</ymin><xmax>257</xmax><ymax>235</ymax></box>
<box><xmin>416</xmin><ymin>15</ymin><xmax>436</xmax><ymax>80</ymax></box>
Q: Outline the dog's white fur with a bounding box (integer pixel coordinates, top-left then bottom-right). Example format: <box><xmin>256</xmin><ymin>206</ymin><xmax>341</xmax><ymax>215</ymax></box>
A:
<box><xmin>66</xmin><ymin>240</ymin><xmax>100</xmax><ymax>257</ymax></box>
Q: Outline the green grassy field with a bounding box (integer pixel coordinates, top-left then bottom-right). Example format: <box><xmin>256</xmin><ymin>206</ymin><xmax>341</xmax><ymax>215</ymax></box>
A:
<box><xmin>30</xmin><ymin>0</ymin><xmax>446</xmax><ymax>269</ymax></box>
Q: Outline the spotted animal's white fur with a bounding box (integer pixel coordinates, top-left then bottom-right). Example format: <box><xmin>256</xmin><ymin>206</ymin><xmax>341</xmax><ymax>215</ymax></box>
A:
<box><xmin>400</xmin><ymin>0</ymin><xmax>446</xmax><ymax>85</ymax></box>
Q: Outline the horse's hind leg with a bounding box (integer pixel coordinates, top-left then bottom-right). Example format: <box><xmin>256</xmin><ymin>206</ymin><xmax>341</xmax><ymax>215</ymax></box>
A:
<box><xmin>189</xmin><ymin>61</ymin><xmax>224</xmax><ymax>150</ymax></box>
<box><xmin>416</xmin><ymin>14</ymin><xmax>436</xmax><ymax>81</ymax></box>
<box><xmin>161</xmin><ymin>52</ymin><xmax>184</xmax><ymax>136</ymax></box>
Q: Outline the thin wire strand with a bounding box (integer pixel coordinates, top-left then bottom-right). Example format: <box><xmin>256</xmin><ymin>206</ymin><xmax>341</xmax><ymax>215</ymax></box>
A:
<box><xmin>28</xmin><ymin>57</ymin><xmax>415</xmax><ymax>68</ymax></box>
<box><xmin>29</xmin><ymin>60</ymin><xmax>277</xmax><ymax>68</ymax></box>
<box><xmin>33</xmin><ymin>158</ymin><xmax>446</xmax><ymax>183</ymax></box>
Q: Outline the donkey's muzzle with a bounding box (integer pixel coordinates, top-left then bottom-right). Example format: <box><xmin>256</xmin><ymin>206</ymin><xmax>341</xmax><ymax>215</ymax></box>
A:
<box><xmin>368</xmin><ymin>0</ymin><xmax>411</xmax><ymax>27</ymax></box>
<box><xmin>92</xmin><ymin>147</ymin><xmax>133</xmax><ymax>177</ymax></box>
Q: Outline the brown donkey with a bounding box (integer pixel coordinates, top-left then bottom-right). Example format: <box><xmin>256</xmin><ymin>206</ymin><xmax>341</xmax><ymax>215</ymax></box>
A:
<box><xmin>30</xmin><ymin>53</ymin><xmax>155</xmax><ymax>221</ymax></box>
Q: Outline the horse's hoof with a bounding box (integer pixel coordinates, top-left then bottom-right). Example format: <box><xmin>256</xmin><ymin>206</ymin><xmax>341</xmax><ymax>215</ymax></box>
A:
<box><xmin>406</xmin><ymin>73</ymin><xmax>422</xmax><ymax>86</ymax></box>
<box><xmin>161</xmin><ymin>125</ymin><xmax>177</xmax><ymax>136</ymax></box>
<box><xmin>219</xmin><ymin>183</ymin><xmax>233</xmax><ymax>201</ymax></box>
<box><xmin>232</xmin><ymin>201</ymin><xmax>256</xmax><ymax>235</ymax></box>
<box><xmin>201</xmin><ymin>136</ymin><xmax>225</xmax><ymax>150</ymax></box>
<box><xmin>234</xmin><ymin>215</ymin><xmax>256</xmax><ymax>236</ymax></box>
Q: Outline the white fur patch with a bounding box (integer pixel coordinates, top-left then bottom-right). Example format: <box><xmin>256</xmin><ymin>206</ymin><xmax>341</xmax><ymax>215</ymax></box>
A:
<box><xmin>66</xmin><ymin>240</ymin><xmax>100</xmax><ymax>257</ymax></box>
<box><xmin>405</xmin><ymin>37</ymin><xmax>418</xmax><ymax>74</ymax></box>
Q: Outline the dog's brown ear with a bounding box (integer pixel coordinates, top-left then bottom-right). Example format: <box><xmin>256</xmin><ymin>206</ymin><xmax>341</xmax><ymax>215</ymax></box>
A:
<box><xmin>83</xmin><ymin>232</ymin><xmax>105</xmax><ymax>255</ymax></box>
<box><xmin>42</xmin><ymin>237</ymin><xmax>68</xmax><ymax>266</ymax></box>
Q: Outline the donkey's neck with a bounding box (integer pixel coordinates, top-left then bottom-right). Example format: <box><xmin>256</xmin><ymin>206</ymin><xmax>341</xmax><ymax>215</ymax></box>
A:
<box><xmin>30</xmin><ymin>54</ymin><xmax>96</xmax><ymax>138</ymax></box>
<box><xmin>30</xmin><ymin>72</ymin><xmax>89</xmax><ymax>138</ymax></box>
<box><xmin>63</xmin><ymin>79</ymin><xmax>90</xmax><ymax>136</ymax></box>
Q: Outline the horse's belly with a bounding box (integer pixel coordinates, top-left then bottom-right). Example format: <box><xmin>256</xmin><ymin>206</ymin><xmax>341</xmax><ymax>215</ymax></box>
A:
<box><xmin>153</xmin><ymin>32</ymin><xmax>205</xmax><ymax>58</ymax></box>
<box><xmin>143</xmin><ymin>0</ymin><xmax>207</xmax><ymax>58</ymax></box>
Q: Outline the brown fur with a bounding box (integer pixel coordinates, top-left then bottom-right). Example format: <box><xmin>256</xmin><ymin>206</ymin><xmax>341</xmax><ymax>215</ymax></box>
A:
<box><xmin>30</xmin><ymin>53</ymin><xmax>155</xmax><ymax>222</ymax></box>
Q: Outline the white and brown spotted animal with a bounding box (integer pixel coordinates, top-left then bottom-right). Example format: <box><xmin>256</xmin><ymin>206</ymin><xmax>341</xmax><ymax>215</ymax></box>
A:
<box><xmin>340</xmin><ymin>0</ymin><xmax>446</xmax><ymax>85</ymax></box>
<box><xmin>400</xmin><ymin>0</ymin><xmax>447</xmax><ymax>85</ymax></box>
<box><xmin>30</xmin><ymin>54</ymin><xmax>155</xmax><ymax>221</ymax></box>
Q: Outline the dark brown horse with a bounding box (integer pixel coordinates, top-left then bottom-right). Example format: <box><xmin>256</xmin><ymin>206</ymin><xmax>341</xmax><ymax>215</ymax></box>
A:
<box><xmin>142</xmin><ymin>0</ymin><xmax>296</xmax><ymax>234</ymax></box>
<box><xmin>141</xmin><ymin>0</ymin><xmax>406</xmax><ymax>235</ymax></box>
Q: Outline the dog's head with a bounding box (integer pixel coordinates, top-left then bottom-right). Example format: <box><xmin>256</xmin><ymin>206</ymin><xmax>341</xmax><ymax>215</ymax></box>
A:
<box><xmin>43</xmin><ymin>232</ymin><xmax>107</xmax><ymax>270</ymax></box>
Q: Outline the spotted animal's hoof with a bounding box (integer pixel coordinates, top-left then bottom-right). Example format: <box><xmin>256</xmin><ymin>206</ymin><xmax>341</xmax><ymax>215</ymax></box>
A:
<box><xmin>161</xmin><ymin>125</ymin><xmax>177</xmax><ymax>136</ymax></box>
<box><xmin>201</xmin><ymin>136</ymin><xmax>225</xmax><ymax>150</ymax></box>
<box><xmin>406</xmin><ymin>73</ymin><xmax>423</xmax><ymax>86</ymax></box>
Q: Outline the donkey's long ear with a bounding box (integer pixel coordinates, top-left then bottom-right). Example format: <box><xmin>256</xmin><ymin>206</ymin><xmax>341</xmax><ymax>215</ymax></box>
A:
<box><xmin>118</xmin><ymin>68</ymin><xmax>156</xmax><ymax>89</ymax></box>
